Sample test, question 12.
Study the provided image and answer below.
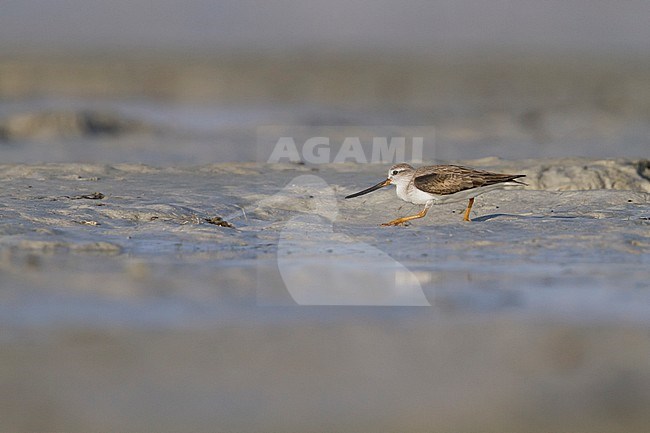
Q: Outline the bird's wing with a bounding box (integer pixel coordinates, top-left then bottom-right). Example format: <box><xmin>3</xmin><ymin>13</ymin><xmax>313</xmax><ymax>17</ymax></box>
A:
<box><xmin>413</xmin><ymin>165</ymin><xmax>525</xmax><ymax>195</ymax></box>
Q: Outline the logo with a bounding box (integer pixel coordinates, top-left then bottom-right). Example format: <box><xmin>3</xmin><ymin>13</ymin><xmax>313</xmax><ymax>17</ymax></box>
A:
<box><xmin>258</xmin><ymin>125</ymin><xmax>434</xmax><ymax>164</ymax></box>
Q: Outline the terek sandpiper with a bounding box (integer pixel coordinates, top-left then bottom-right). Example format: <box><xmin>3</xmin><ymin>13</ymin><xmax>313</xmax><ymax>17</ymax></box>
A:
<box><xmin>345</xmin><ymin>163</ymin><xmax>526</xmax><ymax>226</ymax></box>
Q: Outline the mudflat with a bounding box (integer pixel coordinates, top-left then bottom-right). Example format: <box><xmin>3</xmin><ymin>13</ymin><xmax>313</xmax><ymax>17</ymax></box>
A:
<box><xmin>1</xmin><ymin>156</ymin><xmax>648</xmax><ymax>432</ymax></box>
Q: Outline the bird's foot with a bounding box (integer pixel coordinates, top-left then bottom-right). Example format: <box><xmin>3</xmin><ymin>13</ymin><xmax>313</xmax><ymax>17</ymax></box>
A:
<box><xmin>381</xmin><ymin>219</ymin><xmax>408</xmax><ymax>227</ymax></box>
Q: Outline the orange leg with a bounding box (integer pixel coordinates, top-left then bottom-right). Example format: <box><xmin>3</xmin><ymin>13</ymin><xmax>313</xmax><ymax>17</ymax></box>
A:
<box><xmin>382</xmin><ymin>203</ymin><xmax>431</xmax><ymax>226</ymax></box>
<box><xmin>463</xmin><ymin>198</ymin><xmax>475</xmax><ymax>222</ymax></box>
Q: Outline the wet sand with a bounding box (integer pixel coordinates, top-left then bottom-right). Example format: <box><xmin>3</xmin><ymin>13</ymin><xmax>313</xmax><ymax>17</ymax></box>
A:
<box><xmin>1</xmin><ymin>157</ymin><xmax>649</xmax><ymax>432</ymax></box>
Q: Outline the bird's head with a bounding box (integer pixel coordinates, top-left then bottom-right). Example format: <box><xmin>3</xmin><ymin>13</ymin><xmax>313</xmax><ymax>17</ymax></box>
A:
<box><xmin>345</xmin><ymin>163</ymin><xmax>415</xmax><ymax>199</ymax></box>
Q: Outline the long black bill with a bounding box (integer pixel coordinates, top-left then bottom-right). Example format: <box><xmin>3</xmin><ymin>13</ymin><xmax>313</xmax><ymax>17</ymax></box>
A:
<box><xmin>345</xmin><ymin>179</ymin><xmax>391</xmax><ymax>199</ymax></box>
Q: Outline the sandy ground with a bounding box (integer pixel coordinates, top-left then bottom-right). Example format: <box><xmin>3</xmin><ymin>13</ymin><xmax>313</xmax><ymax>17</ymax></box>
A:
<box><xmin>0</xmin><ymin>157</ymin><xmax>648</xmax><ymax>432</ymax></box>
<box><xmin>1</xmin><ymin>52</ymin><xmax>649</xmax><ymax>431</ymax></box>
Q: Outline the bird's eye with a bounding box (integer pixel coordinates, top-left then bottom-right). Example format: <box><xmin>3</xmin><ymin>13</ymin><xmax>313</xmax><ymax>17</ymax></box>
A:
<box><xmin>391</xmin><ymin>170</ymin><xmax>398</xmax><ymax>175</ymax></box>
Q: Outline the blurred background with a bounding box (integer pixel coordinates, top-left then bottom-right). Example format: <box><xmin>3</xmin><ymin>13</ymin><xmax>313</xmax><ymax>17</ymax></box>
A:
<box><xmin>1</xmin><ymin>0</ymin><xmax>649</xmax><ymax>163</ymax></box>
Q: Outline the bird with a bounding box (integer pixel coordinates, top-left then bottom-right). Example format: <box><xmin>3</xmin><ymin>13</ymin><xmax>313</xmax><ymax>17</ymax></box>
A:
<box><xmin>345</xmin><ymin>163</ymin><xmax>526</xmax><ymax>226</ymax></box>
